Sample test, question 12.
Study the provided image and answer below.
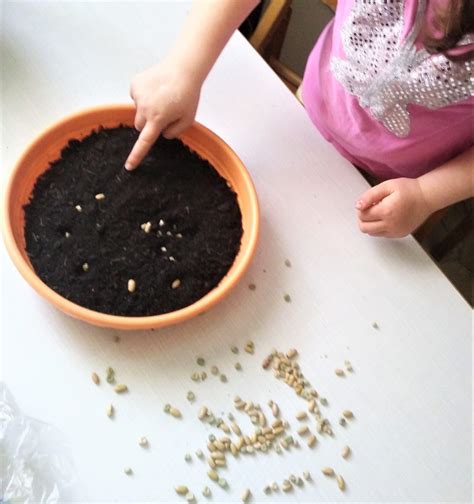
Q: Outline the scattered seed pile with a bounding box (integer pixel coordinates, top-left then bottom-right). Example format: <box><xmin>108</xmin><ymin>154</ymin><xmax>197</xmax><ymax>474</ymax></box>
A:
<box><xmin>24</xmin><ymin>126</ymin><xmax>243</xmax><ymax>316</ymax></box>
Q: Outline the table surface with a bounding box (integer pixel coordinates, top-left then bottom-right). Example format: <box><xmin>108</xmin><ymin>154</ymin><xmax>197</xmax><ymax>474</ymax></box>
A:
<box><xmin>1</xmin><ymin>2</ymin><xmax>472</xmax><ymax>503</ymax></box>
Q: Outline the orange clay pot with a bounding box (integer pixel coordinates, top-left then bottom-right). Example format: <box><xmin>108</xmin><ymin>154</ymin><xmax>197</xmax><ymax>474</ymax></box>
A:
<box><xmin>2</xmin><ymin>104</ymin><xmax>259</xmax><ymax>330</ymax></box>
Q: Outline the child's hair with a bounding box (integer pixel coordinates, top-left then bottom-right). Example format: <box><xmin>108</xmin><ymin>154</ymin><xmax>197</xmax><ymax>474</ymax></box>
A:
<box><xmin>424</xmin><ymin>0</ymin><xmax>474</xmax><ymax>55</ymax></box>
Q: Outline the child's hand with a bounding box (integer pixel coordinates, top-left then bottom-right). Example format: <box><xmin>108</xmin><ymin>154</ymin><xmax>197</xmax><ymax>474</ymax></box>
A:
<box><xmin>125</xmin><ymin>62</ymin><xmax>201</xmax><ymax>170</ymax></box>
<box><xmin>355</xmin><ymin>178</ymin><xmax>432</xmax><ymax>238</ymax></box>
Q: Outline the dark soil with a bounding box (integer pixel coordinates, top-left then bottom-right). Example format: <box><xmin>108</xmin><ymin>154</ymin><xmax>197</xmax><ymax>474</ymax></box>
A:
<box><xmin>24</xmin><ymin>126</ymin><xmax>243</xmax><ymax>316</ymax></box>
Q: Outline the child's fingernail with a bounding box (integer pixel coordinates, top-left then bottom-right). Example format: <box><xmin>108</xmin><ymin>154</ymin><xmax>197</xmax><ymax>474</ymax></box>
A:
<box><xmin>355</xmin><ymin>200</ymin><xmax>363</xmax><ymax>209</ymax></box>
<box><xmin>124</xmin><ymin>163</ymin><xmax>132</xmax><ymax>171</ymax></box>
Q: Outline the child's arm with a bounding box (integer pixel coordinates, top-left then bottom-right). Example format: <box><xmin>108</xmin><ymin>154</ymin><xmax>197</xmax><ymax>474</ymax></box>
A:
<box><xmin>125</xmin><ymin>0</ymin><xmax>261</xmax><ymax>170</ymax></box>
<box><xmin>356</xmin><ymin>147</ymin><xmax>474</xmax><ymax>238</ymax></box>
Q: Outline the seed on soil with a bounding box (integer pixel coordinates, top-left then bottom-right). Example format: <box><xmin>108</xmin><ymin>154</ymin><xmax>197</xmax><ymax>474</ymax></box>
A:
<box><xmin>106</xmin><ymin>403</ymin><xmax>114</xmax><ymax>418</ymax></box>
<box><xmin>202</xmin><ymin>486</ymin><xmax>211</xmax><ymax>497</ymax></box>
<box><xmin>241</xmin><ymin>488</ymin><xmax>251</xmax><ymax>502</ymax></box>
<box><xmin>184</xmin><ymin>453</ymin><xmax>192</xmax><ymax>462</ymax></box>
<box><xmin>342</xmin><ymin>409</ymin><xmax>354</xmax><ymax>419</ymax></box>
<box><xmin>234</xmin><ymin>362</ymin><xmax>242</xmax><ymax>371</ymax></box>
<box><xmin>335</xmin><ymin>368</ymin><xmax>345</xmax><ymax>377</ymax></box>
<box><xmin>231</xmin><ymin>346</ymin><xmax>239</xmax><ymax>354</ymax></box>
<box><xmin>283</xmin><ymin>293</ymin><xmax>291</xmax><ymax>303</ymax></box>
<box><xmin>82</xmin><ymin>262</ymin><xmax>89</xmax><ymax>272</ymax></box>
<box><xmin>127</xmin><ymin>279</ymin><xmax>136</xmax><ymax>293</ymax></box>
<box><xmin>307</xmin><ymin>435</ymin><xmax>317</xmax><ymax>447</ymax></box>
<box><xmin>169</xmin><ymin>256</ymin><xmax>176</xmax><ymax>262</ymax></box>
<box><xmin>123</xmin><ymin>467</ymin><xmax>133</xmax><ymax>475</ymax></box>
<box><xmin>75</xmin><ymin>204</ymin><xmax>82</xmax><ymax>212</ymax></box>
<box><xmin>336</xmin><ymin>474</ymin><xmax>346</xmax><ymax>491</ymax></box>
<box><xmin>95</xmin><ymin>193</ymin><xmax>105</xmax><ymax>200</ymax></box>
<box><xmin>138</xmin><ymin>436</ymin><xmax>148</xmax><ymax>447</ymax></box>
<box><xmin>64</xmin><ymin>231</ymin><xmax>71</xmax><ymax>238</ymax></box>
<box><xmin>161</xmin><ymin>246</ymin><xmax>167</xmax><ymax>253</ymax></box>
<box><xmin>248</xmin><ymin>283</ymin><xmax>256</xmax><ymax>291</ymax></box>
<box><xmin>159</xmin><ymin>219</ymin><xmax>165</xmax><ymax>227</ymax></box>
<box><xmin>143</xmin><ymin>221</ymin><xmax>152</xmax><ymax>233</ymax></box>
<box><xmin>176</xmin><ymin>233</ymin><xmax>183</xmax><ymax>238</ymax></box>
<box><xmin>342</xmin><ymin>445</ymin><xmax>351</xmax><ymax>458</ymax></box>
<box><xmin>296</xmin><ymin>411</ymin><xmax>307</xmax><ymax>420</ymax></box>
<box><xmin>171</xmin><ymin>279</ymin><xmax>181</xmax><ymax>289</ymax></box>
<box><xmin>170</xmin><ymin>407</ymin><xmax>182</xmax><ymax>418</ymax></box>
<box><xmin>186</xmin><ymin>391</ymin><xmax>195</xmax><ymax>402</ymax></box>
<box><xmin>175</xmin><ymin>485</ymin><xmax>189</xmax><ymax>495</ymax></box>
<box><xmin>114</xmin><ymin>384</ymin><xmax>128</xmax><ymax>393</ymax></box>
<box><xmin>322</xmin><ymin>467</ymin><xmax>335</xmax><ymax>477</ymax></box>
<box><xmin>91</xmin><ymin>372</ymin><xmax>100</xmax><ymax>385</ymax></box>
<box><xmin>220</xmin><ymin>374</ymin><xmax>228</xmax><ymax>383</ymax></box>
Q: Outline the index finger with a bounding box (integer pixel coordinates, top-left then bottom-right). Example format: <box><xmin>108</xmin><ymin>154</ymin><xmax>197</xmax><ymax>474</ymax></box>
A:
<box><xmin>125</xmin><ymin>120</ymin><xmax>162</xmax><ymax>171</ymax></box>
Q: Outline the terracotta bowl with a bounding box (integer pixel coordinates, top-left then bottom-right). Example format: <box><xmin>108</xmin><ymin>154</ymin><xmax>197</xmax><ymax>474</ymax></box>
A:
<box><xmin>2</xmin><ymin>104</ymin><xmax>259</xmax><ymax>330</ymax></box>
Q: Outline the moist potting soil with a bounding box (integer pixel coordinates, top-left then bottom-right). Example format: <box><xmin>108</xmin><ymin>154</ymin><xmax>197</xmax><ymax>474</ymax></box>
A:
<box><xmin>24</xmin><ymin>126</ymin><xmax>243</xmax><ymax>316</ymax></box>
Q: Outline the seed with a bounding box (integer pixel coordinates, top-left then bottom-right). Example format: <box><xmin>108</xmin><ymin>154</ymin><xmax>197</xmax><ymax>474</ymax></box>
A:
<box><xmin>106</xmin><ymin>367</ymin><xmax>115</xmax><ymax>383</ymax></box>
<box><xmin>244</xmin><ymin>341</ymin><xmax>254</xmax><ymax>354</ymax></box>
<box><xmin>170</xmin><ymin>407</ymin><xmax>182</xmax><ymax>418</ymax></box>
<box><xmin>169</xmin><ymin>256</ymin><xmax>176</xmax><ymax>262</ymax></box>
<box><xmin>218</xmin><ymin>478</ymin><xmax>228</xmax><ymax>488</ymax></box>
<box><xmin>372</xmin><ymin>321</ymin><xmax>379</xmax><ymax>329</ymax></box>
<box><xmin>196</xmin><ymin>357</ymin><xmax>205</xmax><ymax>366</ymax></box>
<box><xmin>271</xmin><ymin>403</ymin><xmax>279</xmax><ymax>417</ymax></box>
<box><xmin>335</xmin><ymin>368</ymin><xmax>345</xmax><ymax>377</ymax></box>
<box><xmin>342</xmin><ymin>410</ymin><xmax>354</xmax><ymax>419</ymax></box>
<box><xmin>163</xmin><ymin>403</ymin><xmax>171</xmax><ymax>413</ymax></box>
<box><xmin>209</xmin><ymin>365</ymin><xmax>218</xmax><ymax>376</ymax></box>
<box><xmin>320</xmin><ymin>397</ymin><xmax>328</xmax><ymax>406</ymax></box>
<box><xmin>231</xmin><ymin>422</ymin><xmax>242</xmax><ymax>436</ymax></box>
<box><xmin>75</xmin><ymin>204</ymin><xmax>82</xmax><ymax>212</ymax></box>
<box><xmin>91</xmin><ymin>372</ymin><xmax>100</xmax><ymax>385</ymax></box>
<box><xmin>196</xmin><ymin>449</ymin><xmax>204</xmax><ymax>458</ymax></box>
<box><xmin>342</xmin><ymin>445</ymin><xmax>351</xmax><ymax>458</ymax></box>
<box><xmin>322</xmin><ymin>467</ymin><xmax>335</xmax><ymax>477</ymax></box>
<box><xmin>297</xmin><ymin>425</ymin><xmax>309</xmax><ymax>436</ymax></box>
<box><xmin>234</xmin><ymin>362</ymin><xmax>242</xmax><ymax>371</ymax></box>
<box><xmin>220</xmin><ymin>423</ymin><xmax>231</xmax><ymax>434</ymax></box>
<box><xmin>106</xmin><ymin>403</ymin><xmax>114</xmax><ymax>418</ymax></box>
<box><xmin>160</xmin><ymin>246</ymin><xmax>167</xmax><ymax>253</ymax></box>
<box><xmin>241</xmin><ymin>488</ymin><xmax>251</xmax><ymax>502</ymax></box>
<box><xmin>303</xmin><ymin>471</ymin><xmax>311</xmax><ymax>481</ymax></box>
<box><xmin>283</xmin><ymin>293</ymin><xmax>291</xmax><ymax>303</ymax></box>
<box><xmin>287</xmin><ymin>348</ymin><xmax>298</xmax><ymax>359</ymax></box>
<box><xmin>263</xmin><ymin>485</ymin><xmax>272</xmax><ymax>494</ymax></box>
<box><xmin>64</xmin><ymin>231</ymin><xmax>71</xmax><ymax>238</ymax></box>
<box><xmin>124</xmin><ymin>467</ymin><xmax>133</xmax><ymax>475</ymax></box>
<box><xmin>191</xmin><ymin>372</ymin><xmax>200</xmax><ymax>382</ymax></box>
<box><xmin>144</xmin><ymin>222</ymin><xmax>152</xmax><ymax>233</ymax></box>
<box><xmin>95</xmin><ymin>193</ymin><xmax>105</xmax><ymax>200</ymax></box>
<box><xmin>198</xmin><ymin>406</ymin><xmax>208</xmax><ymax>420</ymax></box>
<box><xmin>187</xmin><ymin>391</ymin><xmax>195</xmax><ymax>402</ymax></box>
<box><xmin>176</xmin><ymin>233</ymin><xmax>183</xmax><ymax>239</ymax></box>
<box><xmin>202</xmin><ymin>486</ymin><xmax>211</xmax><ymax>497</ymax></box>
<box><xmin>248</xmin><ymin>283</ymin><xmax>256</xmax><ymax>291</ymax></box>
<box><xmin>127</xmin><ymin>279</ymin><xmax>136</xmax><ymax>293</ymax></box>
<box><xmin>231</xmin><ymin>346</ymin><xmax>239</xmax><ymax>354</ymax></box>
<box><xmin>344</xmin><ymin>360</ymin><xmax>353</xmax><ymax>371</ymax></box>
<box><xmin>307</xmin><ymin>435</ymin><xmax>317</xmax><ymax>447</ymax></box>
<box><xmin>184</xmin><ymin>453</ymin><xmax>192</xmax><ymax>462</ymax></box>
<box><xmin>114</xmin><ymin>384</ymin><xmax>128</xmax><ymax>393</ymax></box>
<box><xmin>262</xmin><ymin>355</ymin><xmax>272</xmax><ymax>369</ymax></box>
<box><xmin>185</xmin><ymin>492</ymin><xmax>195</xmax><ymax>503</ymax></box>
<box><xmin>282</xmin><ymin>480</ymin><xmax>292</xmax><ymax>492</ymax></box>
<box><xmin>339</xmin><ymin>417</ymin><xmax>347</xmax><ymax>426</ymax></box>
<box><xmin>175</xmin><ymin>485</ymin><xmax>189</xmax><ymax>495</ymax></box>
<box><xmin>220</xmin><ymin>374</ymin><xmax>227</xmax><ymax>383</ymax></box>
<box><xmin>208</xmin><ymin>457</ymin><xmax>216</xmax><ymax>469</ymax></box>
<box><xmin>82</xmin><ymin>262</ymin><xmax>89</xmax><ymax>272</ymax></box>
<box><xmin>208</xmin><ymin>434</ymin><xmax>216</xmax><ymax>442</ymax></box>
<box><xmin>336</xmin><ymin>474</ymin><xmax>346</xmax><ymax>491</ymax></box>
<box><xmin>171</xmin><ymin>279</ymin><xmax>181</xmax><ymax>289</ymax></box>
<box><xmin>138</xmin><ymin>436</ymin><xmax>148</xmax><ymax>447</ymax></box>
<box><xmin>159</xmin><ymin>219</ymin><xmax>165</xmax><ymax>227</ymax></box>
<box><xmin>289</xmin><ymin>474</ymin><xmax>297</xmax><ymax>483</ymax></box>
<box><xmin>296</xmin><ymin>411</ymin><xmax>307</xmax><ymax>420</ymax></box>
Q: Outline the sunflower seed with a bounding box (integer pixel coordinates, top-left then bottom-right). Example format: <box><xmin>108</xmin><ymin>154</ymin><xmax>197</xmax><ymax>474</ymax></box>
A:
<box><xmin>91</xmin><ymin>372</ymin><xmax>100</xmax><ymax>385</ymax></box>
<box><xmin>95</xmin><ymin>193</ymin><xmax>105</xmax><ymax>200</ymax></box>
<box><xmin>138</xmin><ymin>436</ymin><xmax>148</xmax><ymax>447</ymax></box>
<box><xmin>127</xmin><ymin>279</ymin><xmax>136</xmax><ymax>293</ymax></box>
<box><xmin>175</xmin><ymin>485</ymin><xmax>189</xmax><ymax>495</ymax></box>
<box><xmin>114</xmin><ymin>384</ymin><xmax>128</xmax><ymax>393</ymax></box>
<box><xmin>337</xmin><ymin>474</ymin><xmax>346</xmax><ymax>491</ymax></box>
<box><xmin>342</xmin><ymin>445</ymin><xmax>351</xmax><ymax>458</ymax></box>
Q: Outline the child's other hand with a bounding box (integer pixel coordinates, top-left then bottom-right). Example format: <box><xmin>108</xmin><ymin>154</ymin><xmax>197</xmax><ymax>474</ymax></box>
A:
<box><xmin>125</xmin><ymin>63</ymin><xmax>201</xmax><ymax>170</ymax></box>
<box><xmin>355</xmin><ymin>178</ymin><xmax>432</xmax><ymax>238</ymax></box>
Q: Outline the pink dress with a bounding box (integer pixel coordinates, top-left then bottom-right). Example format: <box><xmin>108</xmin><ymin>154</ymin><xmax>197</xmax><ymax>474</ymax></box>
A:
<box><xmin>302</xmin><ymin>0</ymin><xmax>474</xmax><ymax>180</ymax></box>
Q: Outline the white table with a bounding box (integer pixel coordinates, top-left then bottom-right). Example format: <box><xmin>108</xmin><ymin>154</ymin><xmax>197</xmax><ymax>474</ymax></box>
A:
<box><xmin>1</xmin><ymin>2</ymin><xmax>472</xmax><ymax>502</ymax></box>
